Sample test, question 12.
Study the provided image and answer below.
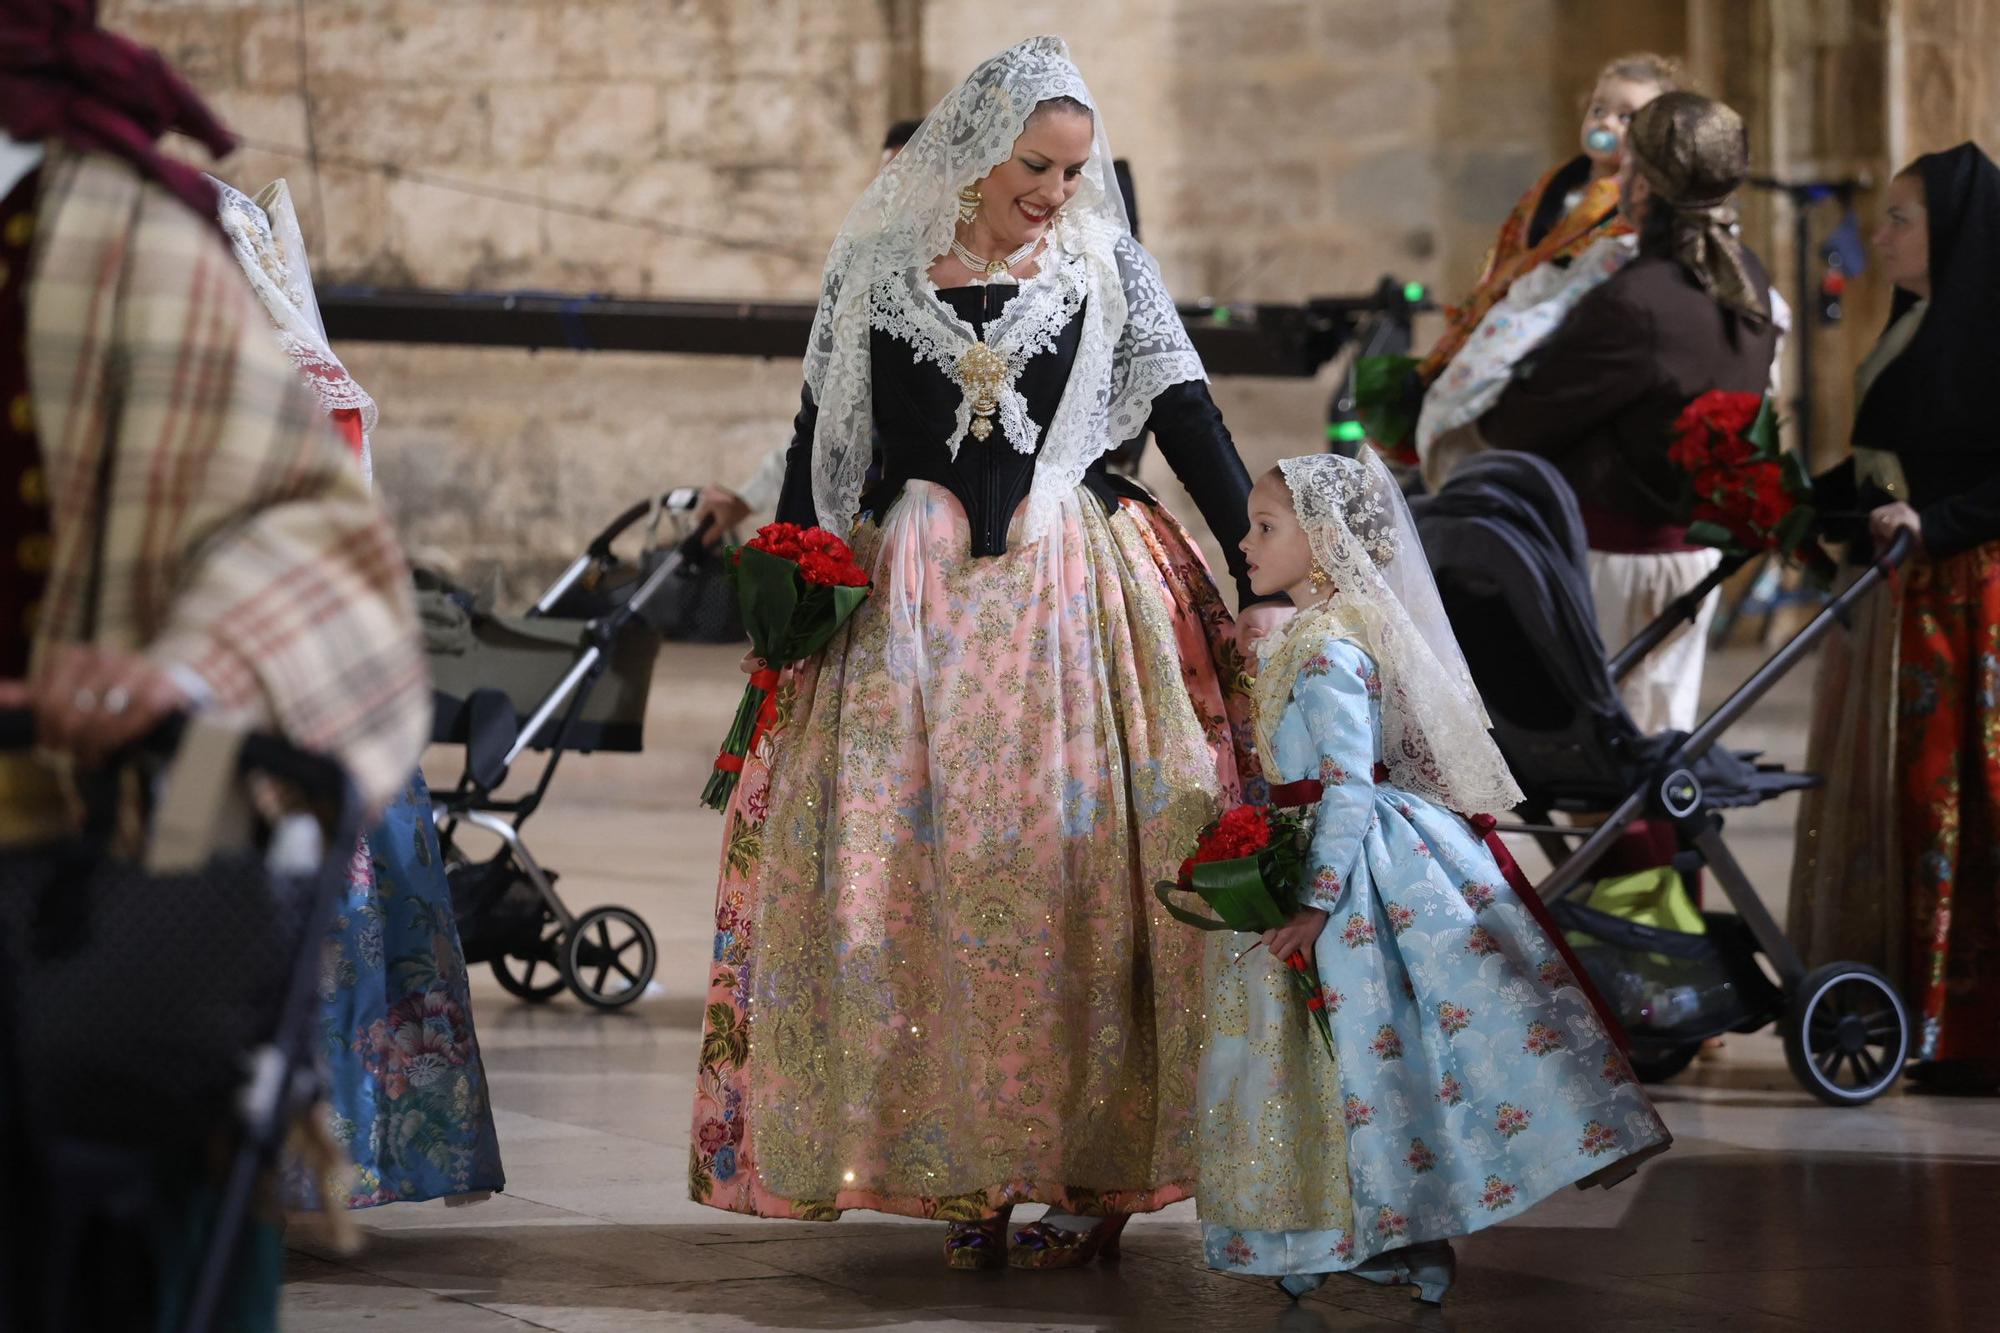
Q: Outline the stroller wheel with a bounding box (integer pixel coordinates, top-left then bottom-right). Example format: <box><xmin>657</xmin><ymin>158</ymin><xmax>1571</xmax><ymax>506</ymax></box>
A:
<box><xmin>1783</xmin><ymin>962</ymin><xmax>1910</xmax><ymax>1106</ymax></box>
<box><xmin>492</xmin><ymin>908</ymin><xmax>566</xmax><ymax>1003</ymax></box>
<box><xmin>562</xmin><ymin>906</ymin><xmax>657</xmax><ymax>1010</ymax></box>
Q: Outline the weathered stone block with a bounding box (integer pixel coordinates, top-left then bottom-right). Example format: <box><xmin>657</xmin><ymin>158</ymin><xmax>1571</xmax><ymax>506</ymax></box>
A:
<box><xmin>202</xmin><ymin>88</ymin><xmax>311</xmax><ymax>151</ymax></box>
<box><xmin>490</xmin><ymin>82</ymin><xmax>664</xmax><ymax>169</ymax></box>
<box><xmin>302</xmin><ymin>1</ymin><xmax>561</xmax><ymax>84</ymax></box>
<box><xmin>315</xmin><ymin>86</ymin><xmax>492</xmax><ymax>166</ymax></box>
<box><xmin>101</xmin><ymin>2</ymin><xmax>245</xmax><ymax>86</ymax></box>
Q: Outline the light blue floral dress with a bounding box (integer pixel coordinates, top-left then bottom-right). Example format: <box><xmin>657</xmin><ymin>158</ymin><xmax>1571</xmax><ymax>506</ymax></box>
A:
<box><xmin>290</xmin><ymin>774</ymin><xmax>505</xmax><ymax>1209</ymax></box>
<box><xmin>1198</xmin><ymin>631</ymin><xmax>1668</xmax><ymax>1280</ymax></box>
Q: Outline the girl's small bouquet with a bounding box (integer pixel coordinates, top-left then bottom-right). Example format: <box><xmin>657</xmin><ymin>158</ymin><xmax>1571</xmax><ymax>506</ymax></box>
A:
<box><xmin>1668</xmin><ymin>390</ymin><xmax>1835</xmax><ymax>582</ymax></box>
<box><xmin>1154</xmin><ymin>804</ymin><xmax>1336</xmax><ymax>1060</ymax></box>
<box><xmin>699</xmin><ymin>522</ymin><xmax>870</xmax><ymax>811</ymax></box>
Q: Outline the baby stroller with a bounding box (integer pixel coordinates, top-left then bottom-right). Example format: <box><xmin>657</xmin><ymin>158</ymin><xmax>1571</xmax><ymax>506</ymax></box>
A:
<box><xmin>0</xmin><ymin>711</ymin><xmax>361</xmax><ymax>1333</ymax></box>
<box><xmin>425</xmin><ymin>490</ymin><xmax>729</xmax><ymax>1010</ymax></box>
<box><xmin>1418</xmin><ymin>452</ymin><xmax>1914</xmax><ymax>1105</ymax></box>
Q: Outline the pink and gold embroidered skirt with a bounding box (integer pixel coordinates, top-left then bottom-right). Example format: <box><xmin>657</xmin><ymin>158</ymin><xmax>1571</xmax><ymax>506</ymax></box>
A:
<box><xmin>690</xmin><ymin>482</ymin><xmax>1250</xmax><ymax>1221</ymax></box>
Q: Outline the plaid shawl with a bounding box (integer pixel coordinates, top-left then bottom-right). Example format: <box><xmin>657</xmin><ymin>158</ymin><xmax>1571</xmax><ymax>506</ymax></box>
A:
<box><xmin>12</xmin><ymin>148</ymin><xmax>426</xmax><ymax>835</ymax></box>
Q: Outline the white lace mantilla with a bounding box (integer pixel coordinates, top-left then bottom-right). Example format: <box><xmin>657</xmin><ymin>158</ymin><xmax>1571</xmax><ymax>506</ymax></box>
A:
<box><xmin>803</xmin><ymin>36</ymin><xmax>1204</xmax><ymax>543</ymax></box>
<box><xmin>213</xmin><ymin>177</ymin><xmax>379</xmax><ymax>483</ymax></box>
<box><xmin>1273</xmin><ymin>452</ymin><xmax>1525</xmax><ymax>816</ymax></box>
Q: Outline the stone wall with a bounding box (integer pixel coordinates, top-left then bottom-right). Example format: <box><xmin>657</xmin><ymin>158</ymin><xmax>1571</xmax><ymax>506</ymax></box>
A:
<box><xmin>101</xmin><ymin>0</ymin><xmax>1757</xmax><ymax>597</ymax></box>
<box><xmin>1690</xmin><ymin>0</ymin><xmax>1999</xmax><ymax>472</ymax></box>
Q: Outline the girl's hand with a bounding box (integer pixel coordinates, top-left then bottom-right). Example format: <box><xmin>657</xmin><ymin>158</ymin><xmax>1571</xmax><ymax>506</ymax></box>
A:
<box><xmin>739</xmin><ymin>653</ymin><xmax>767</xmax><ymax>676</ymax></box>
<box><xmin>1868</xmin><ymin>501</ymin><xmax>1923</xmax><ymax>547</ymax></box>
<box><xmin>1262</xmin><ymin>906</ymin><xmax>1329</xmax><ymax>967</ymax></box>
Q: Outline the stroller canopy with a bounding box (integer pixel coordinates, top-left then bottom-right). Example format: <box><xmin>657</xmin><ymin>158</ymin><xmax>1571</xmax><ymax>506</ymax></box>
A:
<box><xmin>1417</xmin><ymin>451</ymin><xmax>1642</xmax><ymax>806</ymax></box>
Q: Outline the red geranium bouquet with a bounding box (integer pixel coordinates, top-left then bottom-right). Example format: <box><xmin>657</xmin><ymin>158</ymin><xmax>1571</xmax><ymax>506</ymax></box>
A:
<box><xmin>699</xmin><ymin>522</ymin><xmax>870</xmax><ymax>811</ymax></box>
<box><xmin>1667</xmin><ymin>391</ymin><xmax>1829</xmax><ymax>577</ymax></box>
<box><xmin>1155</xmin><ymin>804</ymin><xmax>1335</xmax><ymax>1061</ymax></box>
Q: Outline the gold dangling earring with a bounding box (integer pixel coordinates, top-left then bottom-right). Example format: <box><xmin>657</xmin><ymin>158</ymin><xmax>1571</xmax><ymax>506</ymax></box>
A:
<box><xmin>1308</xmin><ymin>561</ymin><xmax>1332</xmax><ymax>595</ymax></box>
<box><xmin>956</xmin><ymin>183</ymin><xmax>982</xmax><ymax>225</ymax></box>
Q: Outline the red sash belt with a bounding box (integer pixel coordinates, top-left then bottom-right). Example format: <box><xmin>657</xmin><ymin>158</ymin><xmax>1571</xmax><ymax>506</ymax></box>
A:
<box><xmin>1467</xmin><ymin>813</ymin><xmax>1632</xmax><ymax>1054</ymax></box>
<box><xmin>1270</xmin><ymin>763</ymin><xmax>1390</xmax><ymax>807</ymax></box>
<box><xmin>1268</xmin><ymin>778</ymin><xmax>1323</xmax><ymax>808</ymax></box>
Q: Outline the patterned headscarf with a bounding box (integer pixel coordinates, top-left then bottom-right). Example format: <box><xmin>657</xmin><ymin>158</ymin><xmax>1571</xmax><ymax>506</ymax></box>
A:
<box><xmin>0</xmin><ymin>0</ymin><xmax>236</xmax><ymax>223</ymax></box>
<box><xmin>1627</xmin><ymin>91</ymin><xmax>1768</xmax><ymax>321</ymax></box>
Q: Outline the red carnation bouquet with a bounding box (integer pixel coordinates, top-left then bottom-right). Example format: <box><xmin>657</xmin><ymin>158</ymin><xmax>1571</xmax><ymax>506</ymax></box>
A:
<box><xmin>1155</xmin><ymin>804</ymin><xmax>1335</xmax><ymax>1061</ymax></box>
<box><xmin>699</xmin><ymin>522</ymin><xmax>870</xmax><ymax>811</ymax></box>
<box><xmin>1667</xmin><ymin>391</ymin><xmax>1831</xmax><ymax>578</ymax></box>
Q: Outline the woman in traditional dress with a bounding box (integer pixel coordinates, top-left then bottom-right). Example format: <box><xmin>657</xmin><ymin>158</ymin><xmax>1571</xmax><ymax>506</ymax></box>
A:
<box><xmin>1202</xmin><ymin>454</ymin><xmax>1668</xmax><ymax>1305</ymax></box>
<box><xmin>1480</xmin><ymin>92</ymin><xmax>1779</xmax><ymax>737</ymax></box>
<box><xmin>688</xmin><ymin>35</ymin><xmax>1278</xmax><ymax>1269</ymax></box>
<box><xmin>217</xmin><ymin>179</ymin><xmax>505</xmax><ymax>1205</ymax></box>
<box><xmin>1789</xmin><ymin>143</ymin><xmax>2000</xmax><ymax>1093</ymax></box>
<box><xmin>1393</xmin><ymin>53</ymin><xmax>1676</xmax><ymax>473</ymax></box>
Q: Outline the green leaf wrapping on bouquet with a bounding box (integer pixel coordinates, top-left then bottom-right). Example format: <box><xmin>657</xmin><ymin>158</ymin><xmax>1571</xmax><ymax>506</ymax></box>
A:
<box><xmin>1352</xmin><ymin>354</ymin><xmax>1423</xmax><ymax>451</ymax></box>
<box><xmin>1779</xmin><ymin>504</ymin><xmax>1840</xmax><ymax>590</ymax></box>
<box><xmin>775</xmin><ymin>581</ymin><xmax>870</xmax><ymax>662</ymax></box>
<box><xmin>729</xmin><ymin>545</ymin><xmax>803</xmax><ymax>658</ymax></box>
<box><xmin>1684</xmin><ymin>518</ymin><xmax>1744</xmax><ymax>552</ymax></box>
<box><xmin>1746</xmin><ymin>395</ymin><xmax>1780</xmax><ymax>454</ymax></box>
<box><xmin>704</xmin><ymin>545</ymin><xmax>871</xmax><ymax>812</ymax></box>
<box><xmin>1152</xmin><ymin>850</ymin><xmax>1296</xmax><ymax>933</ymax></box>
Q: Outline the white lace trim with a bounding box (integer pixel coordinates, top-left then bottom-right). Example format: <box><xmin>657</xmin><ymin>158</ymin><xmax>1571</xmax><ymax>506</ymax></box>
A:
<box><xmin>1275</xmin><ymin>453</ymin><xmax>1524</xmax><ymax>816</ymax></box>
<box><xmin>866</xmin><ymin>248</ymin><xmax>1087</xmax><ymax>459</ymax></box>
<box><xmin>802</xmin><ymin>37</ymin><xmax>1202</xmax><ymax>543</ymax></box>
<box><xmin>213</xmin><ymin>177</ymin><xmax>379</xmax><ymax>484</ymax></box>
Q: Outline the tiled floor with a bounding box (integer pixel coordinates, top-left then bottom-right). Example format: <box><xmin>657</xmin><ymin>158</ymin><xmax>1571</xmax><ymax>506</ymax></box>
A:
<box><xmin>282</xmin><ymin>638</ymin><xmax>2000</xmax><ymax>1331</ymax></box>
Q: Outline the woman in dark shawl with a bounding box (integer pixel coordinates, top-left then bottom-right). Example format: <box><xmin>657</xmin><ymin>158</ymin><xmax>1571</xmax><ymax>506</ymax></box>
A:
<box><xmin>1789</xmin><ymin>142</ymin><xmax>2000</xmax><ymax>1093</ymax></box>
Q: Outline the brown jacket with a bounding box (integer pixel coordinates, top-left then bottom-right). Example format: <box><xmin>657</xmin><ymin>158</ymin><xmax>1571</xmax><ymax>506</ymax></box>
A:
<box><xmin>1479</xmin><ymin>251</ymin><xmax>1779</xmax><ymax>546</ymax></box>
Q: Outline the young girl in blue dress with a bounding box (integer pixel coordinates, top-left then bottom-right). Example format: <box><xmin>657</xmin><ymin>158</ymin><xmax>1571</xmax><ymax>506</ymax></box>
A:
<box><xmin>1199</xmin><ymin>452</ymin><xmax>1670</xmax><ymax>1304</ymax></box>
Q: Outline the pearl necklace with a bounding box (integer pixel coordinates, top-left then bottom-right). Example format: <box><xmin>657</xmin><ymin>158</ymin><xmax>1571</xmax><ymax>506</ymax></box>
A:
<box><xmin>950</xmin><ymin>234</ymin><xmax>1041</xmax><ymax>284</ymax></box>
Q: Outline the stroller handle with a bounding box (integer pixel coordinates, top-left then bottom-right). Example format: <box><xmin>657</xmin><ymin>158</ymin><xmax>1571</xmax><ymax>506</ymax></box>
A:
<box><xmin>1607</xmin><ymin>528</ymin><xmax>1915</xmax><ymax>684</ymax></box>
<box><xmin>586</xmin><ymin>487</ymin><xmax>702</xmax><ymax>559</ymax></box>
<box><xmin>1606</xmin><ymin>551</ymin><xmax>1752</xmax><ymax>683</ymax></box>
<box><xmin>0</xmin><ymin>706</ymin><xmax>360</xmax><ymax>833</ymax></box>
<box><xmin>1673</xmin><ymin>525</ymin><xmax>1914</xmax><ymax>764</ymax></box>
<box><xmin>1875</xmin><ymin>525</ymin><xmax>1917</xmax><ymax>572</ymax></box>
<box><xmin>533</xmin><ymin>489</ymin><xmax>710</xmax><ymax>616</ymax></box>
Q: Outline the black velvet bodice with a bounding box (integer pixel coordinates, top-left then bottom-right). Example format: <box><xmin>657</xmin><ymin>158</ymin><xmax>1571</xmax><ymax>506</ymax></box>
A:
<box><xmin>776</xmin><ymin>282</ymin><xmax>1271</xmax><ymax>603</ymax></box>
<box><xmin>867</xmin><ymin>283</ymin><xmax>1080</xmax><ymax>557</ymax></box>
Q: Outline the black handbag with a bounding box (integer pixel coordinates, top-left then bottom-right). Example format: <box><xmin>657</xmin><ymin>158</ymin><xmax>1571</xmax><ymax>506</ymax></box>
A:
<box><xmin>0</xmin><ymin>825</ymin><xmax>309</xmax><ymax>1146</ymax></box>
<box><xmin>546</xmin><ymin>526</ymin><xmax>746</xmax><ymax>644</ymax></box>
<box><xmin>636</xmin><ymin>543</ymin><xmax>745</xmax><ymax>643</ymax></box>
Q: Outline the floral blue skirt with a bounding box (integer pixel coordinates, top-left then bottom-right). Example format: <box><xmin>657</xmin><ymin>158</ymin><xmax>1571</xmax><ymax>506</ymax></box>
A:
<box><xmin>290</xmin><ymin>773</ymin><xmax>504</xmax><ymax>1208</ymax></box>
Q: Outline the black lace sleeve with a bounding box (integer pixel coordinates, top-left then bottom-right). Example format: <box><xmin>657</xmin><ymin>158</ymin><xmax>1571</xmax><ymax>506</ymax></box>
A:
<box><xmin>1921</xmin><ymin>471</ymin><xmax>2000</xmax><ymax>559</ymax></box>
<box><xmin>775</xmin><ymin>383</ymin><xmax>818</xmax><ymax>528</ymax></box>
<box><xmin>1143</xmin><ymin>379</ymin><xmax>1280</xmax><ymax>606</ymax></box>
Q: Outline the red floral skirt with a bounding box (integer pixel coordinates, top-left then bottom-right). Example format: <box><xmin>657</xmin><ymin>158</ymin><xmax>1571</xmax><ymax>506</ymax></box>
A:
<box><xmin>1897</xmin><ymin>541</ymin><xmax>2000</xmax><ymax>1065</ymax></box>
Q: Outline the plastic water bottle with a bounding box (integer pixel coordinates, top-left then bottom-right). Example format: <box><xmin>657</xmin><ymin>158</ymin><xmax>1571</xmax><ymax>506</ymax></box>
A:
<box><xmin>1646</xmin><ymin>985</ymin><xmax>1703</xmax><ymax>1029</ymax></box>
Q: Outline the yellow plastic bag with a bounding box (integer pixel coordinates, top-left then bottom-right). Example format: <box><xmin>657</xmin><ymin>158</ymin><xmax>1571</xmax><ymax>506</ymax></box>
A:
<box><xmin>1583</xmin><ymin>866</ymin><xmax>1706</xmax><ymax>936</ymax></box>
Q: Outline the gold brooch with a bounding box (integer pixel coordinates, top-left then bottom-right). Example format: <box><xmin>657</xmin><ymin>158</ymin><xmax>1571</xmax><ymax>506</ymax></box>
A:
<box><xmin>956</xmin><ymin>340</ymin><xmax>1008</xmax><ymax>441</ymax></box>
